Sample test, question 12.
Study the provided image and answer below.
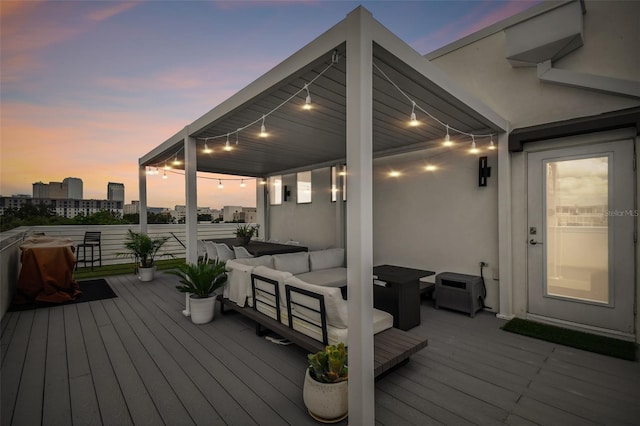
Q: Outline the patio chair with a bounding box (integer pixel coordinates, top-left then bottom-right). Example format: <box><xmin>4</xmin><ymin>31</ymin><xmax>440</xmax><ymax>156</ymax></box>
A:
<box><xmin>203</xmin><ymin>241</ymin><xmax>218</xmax><ymax>263</ymax></box>
<box><xmin>76</xmin><ymin>231</ymin><xmax>102</xmax><ymax>270</ymax></box>
<box><xmin>215</xmin><ymin>243</ymin><xmax>235</xmax><ymax>262</ymax></box>
<box><xmin>197</xmin><ymin>240</ymin><xmax>208</xmax><ymax>263</ymax></box>
<box><xmin>233</xmin><ymin>246</ymin><xmax>254</xmax><ymax>259</ymax></box>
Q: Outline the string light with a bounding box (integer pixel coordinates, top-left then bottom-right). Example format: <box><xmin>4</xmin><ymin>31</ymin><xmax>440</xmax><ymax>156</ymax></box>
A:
<box><xmin>303</xmin><ymin>84</ymin><xmax>312</xmax><ymax>110</ymax></box>
<box><xmin>259</xmin><ymin>115</ymin><xmax>268</xmax><ymax>138</ymax></box>
<box><xmin>389</xmin><ymin>171</ymin><xmax>401</xmax><ymax>177</ymax></box>
<box><xmin>203</xmin><ymin>141</ymin><xmax>212</xmax><ymax>154</ymax></box>
<box><xmin>172</xmin><ymin>154</ymin><xmax>181</xmax><ymax>166</ymax></box>
<box><xmin>470</xmin><ymin>136</ymin><xmax>479</xmax><ymax>154</ymax></box>
<box><xmin>164</xmin><ymin>162</ymin><xmax>171</xmax><ymax>171</ymax></box>
<box><xmin>259</xmin><ymin>179</ymin><xmax>267</xmax><ymax>185</ymax></box>
<box><xmin>425</xmin><ymin>164</ymin><xmax>437</xmax><ymax>171</ymax></box>
<box><xmin>372</xmin><ymin>61</ymin><xmax>496</xmax><ymax>151</ymax></box>
<box><xmin>409</xmin><ymin>101</ymin><xmax>418</xmax><ymax>127</ymax></box>
<box><xmin>218</xmin><ymin>179</ymin><xmax>224</xmax><ymax>189</ymax></box>
<box><xmin>240</xmin><ymin>179</ymin><xmax>246</xmax><ymax>188</ymax></box>
<box><xmin>224</xmin><ymin>134</ymin><xmax>232</xmax><ymax>152</ymax></box>
<box><xmin>162</xmin><ymin>170</ymin><xmax>168</xmax><ymax>180</ymax></box>
<box><xmin>442</xmin><ymin>125</ymin><xmax>453</xmax><ymax>147</ymax></box>
<box><xmin>488</xmin><ymin>135</ymin><xmax>496</xmax><ymax>150</ymax></box>
<box><xmin>147</xmin><ymin>52</ymin><xmax>340</xmax><ymax>169</ymax></box>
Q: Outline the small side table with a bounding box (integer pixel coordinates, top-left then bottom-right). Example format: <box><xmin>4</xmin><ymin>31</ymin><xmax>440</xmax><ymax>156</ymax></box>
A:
<box><xmin>373</xmin><ymin>265</ymin><xmax>435</xmax><ymax>331</ymax></box>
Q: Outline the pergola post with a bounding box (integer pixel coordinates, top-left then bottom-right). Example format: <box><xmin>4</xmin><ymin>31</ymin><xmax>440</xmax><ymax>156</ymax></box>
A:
<box><xmin>497</xmin><ymin>129</ymin><xmax>514</xmax><ymax>319</ymax></box>
<box><xmin>345</xmin><ymin>7</ymin><xmax>375</xmax><ymax>425</ymax></box>
<box><xmin>185</xmin><ymin>130</ymin><xmax>198</xmax><ymax>265</ymax></box>
<box><xmin>139</xmin><ymin>163</ymin><xmax>148</xmax><ymax>234</ymax></box>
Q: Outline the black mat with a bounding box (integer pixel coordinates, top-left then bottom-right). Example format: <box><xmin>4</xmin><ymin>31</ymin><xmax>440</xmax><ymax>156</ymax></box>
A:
<box><xmin>9</xmin><ymin>279</ymin><xmax>117</xmax><ymax>312</ymax></box>
<box><xmin>502</xmin><ymin>318</ymin><xmax>637</xmax><ymax>361</ymax></box>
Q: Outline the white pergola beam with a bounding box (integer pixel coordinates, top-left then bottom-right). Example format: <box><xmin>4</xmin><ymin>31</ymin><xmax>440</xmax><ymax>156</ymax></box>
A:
<box><xmin>345</xmin><ymin>7</ymin><xmax>375</xmax><ymax>425</ymax></box>
<box><xmin>185</xmin><ymin>131</ymin><xmax>198</xmax><ymax>265</ymax></box>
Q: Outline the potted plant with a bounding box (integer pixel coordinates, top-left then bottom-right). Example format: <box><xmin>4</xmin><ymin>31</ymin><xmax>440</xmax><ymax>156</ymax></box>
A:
<box><xmin>169</xmin><ymin>261</ymin><xmax>227</xmax><ymax>324</ymax></box>
<box><xmin>118</xmin><ymin>229</ymin><xmax>171</xmax><ymax>282</ymax></box>
<box><xmin>235</xmin><ymin>223</ymin><xmax>260</xmax><ymax>245</ymax></box>
<box><xmin>303</xmin><ymin>343</ymin><xmax>348</xmax><ymax>423</ymax></box>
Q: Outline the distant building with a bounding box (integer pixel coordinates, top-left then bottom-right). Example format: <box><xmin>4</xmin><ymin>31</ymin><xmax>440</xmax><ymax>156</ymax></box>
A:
<box><xmin>222</xmin><ymin>206</ymin><xmax>257</xmax><ymax>223</ymax></box>
<box><xmin>32</xmin><ymin>177</ymin><xmax>83</xmax><ymax>199</ymax></box>
<box><xmin>171</xmin><ymin>205</ymin><xmax>217</xmax><ymax>222</ymax></box>
<box><xmin>107</xmin><ymin>182</ymin><xmax>125</xmax><ymax>202</ymax></box>
<box><xmin>0</xmin><ymin>196</ymin><xmax>122</xmax><ymax>218</ymax></box>
<box><xmin>32</xmin><ymin>182</ymin><xmax>49</xmax><ymax>198</ymax></box>
<box><xmin>64</xmin><ymin>177</ymin><xmax>83</xmax><ymax>199</ymax></box>
<box><xmin>123</xmin><ymin>200</ymin><xmax>165</xmax><ymax>215</ymax></box>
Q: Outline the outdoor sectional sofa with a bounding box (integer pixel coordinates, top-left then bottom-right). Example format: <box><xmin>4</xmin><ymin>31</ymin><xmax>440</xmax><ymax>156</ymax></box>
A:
<box><xmin>221</xmin><ymin>248</ymin><xmax>428</xmax><ymax>377</ymax></box>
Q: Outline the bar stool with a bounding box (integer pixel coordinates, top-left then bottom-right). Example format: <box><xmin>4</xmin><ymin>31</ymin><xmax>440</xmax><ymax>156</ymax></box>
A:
<box><xmin>76</xmin><ymin>231</ymin><xmax>102</xmax><ymax>270</ymax></box>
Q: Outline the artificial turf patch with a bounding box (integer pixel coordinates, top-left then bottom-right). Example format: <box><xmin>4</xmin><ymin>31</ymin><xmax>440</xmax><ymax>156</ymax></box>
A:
<box><xmin>502</xmin><ymin>318</ymin><xmax>637</xmax><ymax>361</ymax></box>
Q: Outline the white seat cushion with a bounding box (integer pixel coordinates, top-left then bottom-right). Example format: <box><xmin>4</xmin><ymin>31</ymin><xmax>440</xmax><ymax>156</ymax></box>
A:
<box><xmin>284</xmin><ymin>276</ymin><xmax>348</xmax><ymax>329</ymax></box>
<box><xmin>309</xmin><ymin>248</ymin><xmax>344</xmax><ymax>271</ymax></box>
<box><xmin>296</xmin><ymin>267</ymin><xmax>347</xmax><ymax>288</ymax></box>
<box><xmin>252</xmin><ymin>265</ymin><xmax>293</xmax><ymax>311</ymax></box>
<box><xmin>272</xmin><ymin>251</ymin><xmax>310</xmax><ymax>275</ymax></box>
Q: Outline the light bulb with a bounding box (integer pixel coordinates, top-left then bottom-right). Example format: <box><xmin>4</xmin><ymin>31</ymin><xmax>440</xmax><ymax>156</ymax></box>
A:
<box><xmin>218</xmin><ymin>179</ymin><xmax>224</xmax><ymax>189</ymax></box>
<box><xmin>389</xmin><ymin>171</ymin><xmax>401</xmax><ymax>177</ymax></box>
<box><xmin>303</xmin><ymin>84</ymin><xmax>312</xmax><ymax>110</ymax></box>
<box><xmin>489</xmin><ymin>136</ymin><xmax>496</xmax><ymax>150</ymax></box>
<box><xmin>164</xmin><ymin>162</ymin><xmax>170</xmax><ymax>171</ymax></box>
<box><xmin>470</xmin><ymin>137</ymin><xmax>479</xmax><ymax>154</ymax></box>
<box><xmin>259</xmin><ymin>115</ymin><xmax>268</xmax><ymax>137</ymax></box>
<box><xmin>409</xmin><ymin>101</ymin><xmax>419</xmax><ymax>127</ymax></box>
<box><xmin>442</xmin><ymin>125</ymin><xmax>453</xmax><ymax>147</ymax></box>
<box><xmin>172</xmin><ymin>155</ymin><xmax>181</xmax><ymax>165</ymax></box>
<box><xmin>162</xmin><ymin>170</ymin><xmax>168</xmax><ymax>180</ymax></box>
<box><xmin>203</xmin><ymin>142</ymin><xmax>212</xmax><ymax>154</ymax></box>
<box><xmin>425</xmin><ymin>164</ymin><xmax>437</xmax><ymax>171</ymax></box>
<box><xmin>146</xmin><ymin>168</ymin><xmax>153</xmax><ymax>175</ymax></box>
<box><xmin>224</xmin><ymin>134</ymin><xmax>232</xmax><ymax>151</ymax></box>
<box><xmin>259</xmin><ymin>179</ymin><xmax>267</xmax><ymax>185</ymax></box>
<box><xmin>240</xmin><ymin>179</ymin><xmax>246</xmax><ymax>188</ymax></box>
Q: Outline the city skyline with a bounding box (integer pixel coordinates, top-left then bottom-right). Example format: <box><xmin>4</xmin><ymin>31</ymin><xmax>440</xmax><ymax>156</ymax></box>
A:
<box><xmin>1</xmin><ymin>0</ymin><xmax>541</xmax><ymax>207</ymax></box>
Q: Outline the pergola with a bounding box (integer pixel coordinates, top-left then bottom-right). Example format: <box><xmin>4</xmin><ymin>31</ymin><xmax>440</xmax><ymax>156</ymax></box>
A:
<box><xmin>139</xmin><ymin>7</ymin><xmax>509</xmax><ymax>423</ymax></box>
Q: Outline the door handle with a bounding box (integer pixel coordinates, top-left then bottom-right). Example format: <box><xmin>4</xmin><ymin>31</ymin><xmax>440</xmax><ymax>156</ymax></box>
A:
<box><xmin>529</xmin><ymin>239</ymin><xmax>543</xmax><ymax>245</ymax></box>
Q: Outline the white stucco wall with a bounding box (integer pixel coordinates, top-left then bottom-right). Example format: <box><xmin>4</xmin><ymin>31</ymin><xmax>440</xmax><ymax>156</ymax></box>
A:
<box><xmin>373</xmin><ymin>147</ymin><xmax>501</xmax><ymax>311</ymax></box>
<box><xmin>268</xmin><ymin>167</ymin><xmax>340</xmax><ymax>250</ymax></box>
<box><xmin>429</xmin><ymin>1</ymin><xmax>639</xmax><ymax>129</ymax></box>
<box><xmin>429</xmin><ymin>0</ymin><xmax>640</xmax><ymax>336</ymax></box>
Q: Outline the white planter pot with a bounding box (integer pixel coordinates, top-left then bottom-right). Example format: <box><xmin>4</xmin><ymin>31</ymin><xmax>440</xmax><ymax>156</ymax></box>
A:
<box><xmin>303</xmin><ymin>368</ymin><xmax>348</xmax><ymax>423</ymax></box>
<box><xmin>138</xmin><ymin>266</ymin><xmax>156</xmax><ymax>282</ymax></box>
<box><xmin>189</xmin><ymin>294</ymin><xmax>216</xmax><ymax>324</ymax></box>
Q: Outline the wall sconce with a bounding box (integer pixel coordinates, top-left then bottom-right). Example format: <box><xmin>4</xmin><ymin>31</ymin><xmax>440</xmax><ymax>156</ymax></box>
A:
<box><xmin>479</xmin><ymin>156</ymin><xmax>491</xmax><ymax>187</ymax></box>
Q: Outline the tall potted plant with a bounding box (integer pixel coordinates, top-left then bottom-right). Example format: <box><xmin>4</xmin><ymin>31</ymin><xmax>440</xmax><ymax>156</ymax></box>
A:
<box><xmin>169</xmin><ymin>261</ymin><xmax>227</xmax><ymax>324</ymax></box>
<box><xmin>303</xmin><ymin>343</ymin><xmax>348</xmax><ymax>423</ymax></box>
<box><xmin>234</xmin><ymin>223</ymin><xmax>260</xmax><ymax>245</ymax></box>
<box><xmin>118</xmin><ymin>229</ymin><xmax>171</xmax><ymax>281</ymax></box>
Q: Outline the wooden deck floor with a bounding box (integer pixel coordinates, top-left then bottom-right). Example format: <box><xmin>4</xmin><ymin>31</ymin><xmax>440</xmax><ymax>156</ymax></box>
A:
<box><xmin>2</xmin><ymin>273</ymin><xmax>639</xmax><ymax>425</ymax></box>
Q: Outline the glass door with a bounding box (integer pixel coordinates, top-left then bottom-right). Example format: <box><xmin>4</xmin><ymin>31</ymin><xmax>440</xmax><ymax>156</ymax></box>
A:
<box><xmin>527</xmin><ymin>139</ymin><xmax>635</xmax><ymax>334</ymax></box>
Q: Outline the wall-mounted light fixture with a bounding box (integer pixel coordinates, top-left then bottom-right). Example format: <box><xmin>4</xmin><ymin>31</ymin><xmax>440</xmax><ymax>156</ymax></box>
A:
<box><xmin>479</xmin><ymin>156</ymin><xmax>491</xmax><ymax>187</ymax></box>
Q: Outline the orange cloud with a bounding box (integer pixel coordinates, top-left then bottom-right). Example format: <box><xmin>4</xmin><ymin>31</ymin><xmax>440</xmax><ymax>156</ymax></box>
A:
<box><xmin>86</xmin><ymin>2</ymin><xmax>138</xmax><ymax>22</ymax></box>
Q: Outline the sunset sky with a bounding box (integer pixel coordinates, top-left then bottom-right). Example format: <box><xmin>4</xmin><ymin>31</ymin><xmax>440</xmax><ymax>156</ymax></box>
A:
<box><xmin>1</xmin><ymin>0</ymin><xmax>540</xmax><ymax>209</ymax></box>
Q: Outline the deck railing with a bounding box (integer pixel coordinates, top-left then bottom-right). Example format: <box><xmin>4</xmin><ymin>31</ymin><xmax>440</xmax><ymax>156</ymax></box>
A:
<box><xmin>0</xmin><ymin>223</ymin><xmax>243</xmax><ymax>319</ymax></box>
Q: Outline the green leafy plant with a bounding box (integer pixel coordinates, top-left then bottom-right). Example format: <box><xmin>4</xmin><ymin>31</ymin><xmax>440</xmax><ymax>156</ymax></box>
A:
<box><xmin>307</xmin><ymin>343</ymin><xmax>348</xmax><ymax>383</ymax></box>
<box><xmin>169</xmin><ymin>261</ymin><xmax>228</xmax><ymax>298</ymax></box>
<box><xmin>235</xmin><ymin>224</ymin><xmax>260</xmax><ymax>238</ymax></box>
<box><xmin>117</xmin><ymin>229</ymin><xmax>172</xmax><ymax>268</ymax></box>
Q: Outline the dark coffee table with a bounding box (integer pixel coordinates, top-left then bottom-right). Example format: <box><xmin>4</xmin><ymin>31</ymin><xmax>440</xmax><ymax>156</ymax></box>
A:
<box><xmin>373</xmin><ymin>264</ymin><xmax>435</xmax><ymax>330</ymax></box>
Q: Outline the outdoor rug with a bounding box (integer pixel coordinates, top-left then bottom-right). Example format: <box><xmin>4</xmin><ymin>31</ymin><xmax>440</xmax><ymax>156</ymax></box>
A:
<box><xmin>9</xmin><ymin>279</ymin><xmax>117</xmax><ymax>312</ymax></box>
<box><xmin>502</xmin><ymin>318</ymin><xmax>637</xmax><ymax>361</ymax></box>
